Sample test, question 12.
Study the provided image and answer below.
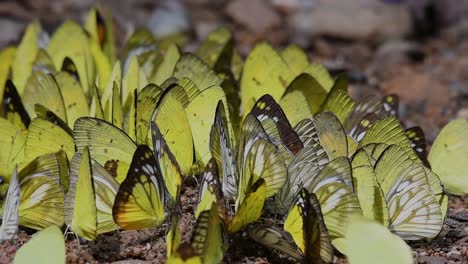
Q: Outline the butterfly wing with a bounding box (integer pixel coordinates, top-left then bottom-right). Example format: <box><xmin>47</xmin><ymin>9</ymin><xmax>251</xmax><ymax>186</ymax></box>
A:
<box><xmin>2</xmin><ymin>80</ymin><xmax>30</xmax><ymax>130</ymax></box>
<box><xmin>375</xmin><ymin>145</ymin><xmax>443</xmax><ymax>240</ymax></box>
<box><xmin>248</xmin><ymin>226</ymin><xmax>303</xmax><ymax>261</ymax></box>
<box><xmin>0</xmin><ymin>166</ymin><xmax>20</xmax><ymax>242</ymax></box>
<box><xmin>191</xmin><ymin>204</ymin><xmax>228</xmax><ymax>264</ymax></box>
<box><xmin>308</xmin><ymin>157</ymin><xmax>361</xmax><ymax>242</ymax></box>
<box><xmin>13</xmin><ymin>225</ymin><xmax>66</xmax><ymax>264</ymax></box>
<box><xmin>210</xmin><ymin>102</ymin><xmax>238</xmax><ymax>200</ymax></box>
<box><xmin>64</xmin><ymin>147</ymin><xmax>97</xmax><ymax>240</ymax></box>
<box><xmin>112</xmin><ymin>145</ymin><xmax>168</xmax><ymax>230</ymax></box>
<box><xmin>151</xmin><ymin>121</ymin><xmax>182</xmax><ymax>202</ymax></box>
<box><xmin>284</xmin><ymin>189</ymin><xmax>333</xmax><ymax>263</ymax></box>
<box><xmin>74</xmin><ymin>117</ymin><xmax>137</xmax><ymax>183</ymax></box>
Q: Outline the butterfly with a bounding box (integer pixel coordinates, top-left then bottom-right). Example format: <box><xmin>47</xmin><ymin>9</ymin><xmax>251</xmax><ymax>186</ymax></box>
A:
<box><xmin>208</xmin><ymin>101</ymin><xmax>288</xmax><ymax>233</ymax></box>
<box><xmin>249</xmin><ymin>188</ymin><xmax>333</xmax><ymax>263</ymax></box>
<box><xmin>352</xmin><ymin>144</ymin><xmax>443</xmax><ymax>240</ymax></box>
<box><xmin>167</xmin><ymin>203</ymin><xmax>228</xmax><ymax>264</ymax></box>
<box><xmin>64</xmin><ymin>146</ymin><xmax>120</xmax><ymax>240</ymax></box>
<box><xmin>112</xmin><ymin>121</ymin><xmax>181</xmax><ymax>230</ymax></box>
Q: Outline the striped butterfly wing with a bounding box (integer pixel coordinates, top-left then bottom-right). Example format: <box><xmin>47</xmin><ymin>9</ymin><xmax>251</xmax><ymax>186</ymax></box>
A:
<box><xmin>375</xmin><ymin>145</ymin><xmax>443</xmax><ymax>240</ymax></box>
<box><xmin>0</xmin><ymin>166</ymin><xmax>20</xmax><ymax>241</ymax></box>
<box><xmin>209</xmin><ymin>101</ymin><xmax>238</xmax><ymax>200</ymax></box>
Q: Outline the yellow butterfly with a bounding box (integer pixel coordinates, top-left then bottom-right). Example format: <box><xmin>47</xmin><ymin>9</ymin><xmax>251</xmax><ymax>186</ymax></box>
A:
<box><xmin>249</xmin><ymin>188</ymin><xmax>333</xmax><ymax>263</ymax></box>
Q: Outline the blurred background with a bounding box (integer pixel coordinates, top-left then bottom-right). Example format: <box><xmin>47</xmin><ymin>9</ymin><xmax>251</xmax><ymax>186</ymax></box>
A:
<box><xmin>0</xmin><ymin>0</ymin><xmax>467</xmax><ymax>142</ymax></box>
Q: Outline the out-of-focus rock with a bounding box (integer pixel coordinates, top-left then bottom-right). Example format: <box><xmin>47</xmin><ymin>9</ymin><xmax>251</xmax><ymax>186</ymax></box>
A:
<box><xmin>457</xmin><ymin>108</ymin><xmax>468</xmax><ymax>120</ymax></box>
<box><xmin>0</xmin><ymin>18</ymin><xmax>26</xmax><ymax>47</ymax></box>
<box><xmin>21</xmin><ymin>0</ymin><xmax>94</xmax><ymax>14</ymax></box>
<box><xmin>382</xmin><ymin>67</ymin><xmax>451</xmax><ymax>112</ymax></box>
<box><xmin>288</xmin><ymin>0</ymin><xmax>413</xmax><ymax>45</ymax></box>
<box><xmin>225</xmin><ymin>0</ymin><xmax>281</xmax><ymax>34</ymax></box>
<box><xmin>370</xmin><ymin>40</ymin><xmax>425</xmax><ymax>76</ymax></box>
<box><xmin>434</xmin><ymin>0</ymin><xmax>468</xmax><ymax>26</ymax></box>
<box><xmin>147</xmin><ymin>1</ymin><xmax>191</xmax><ymax>38</ymax></box>
<box><xmin>381</xmin><ymin>67</ymin><xmax>453</xmax><ymax>137</ymax></box>
<box><xmin>271</xmin><ymin>0</ymin><xmax>318</xmax><ymax>13</ymax></box>
<box><xmin>418</xmin><ymin>256</ymin><xmax>447</xmax><ymax>264</ymax></box>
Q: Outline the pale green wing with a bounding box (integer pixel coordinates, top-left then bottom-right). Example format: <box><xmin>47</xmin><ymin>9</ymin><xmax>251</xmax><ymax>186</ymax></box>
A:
<box><xmin>46</xmin><ymin>20</ymin><xmax>94</xmax><ymax>95</ymax></box>
<box><xmin>13</xmin><ymin>225</ymin><xmax>66</xmax><ymax>264</ymax></box>
<box><xmin>313</xmin><ymin>112</ymin><xmax>348</xmax><ymax>160</ymax></box>
<box><xmin>429</xmin><ymin>118</ymin><xmax>468</xmax><ymax>195</ymax></box>
<box><xmin>22</xmin><ymin>71</ymin><xmax>67</xmax><ymax>122</ymax></box>
<box><xmin>196</xmin><ymin>27</ymin><xmax>233</xmax><ymax>69</ymax></box>
<box><xmin>25</xmin><ymin>117</ymin><xmax>74</xmax><ymax>166</ymax></box>
<box><xmin>359</xmin><ymin>116</ymin><xmax>419</xmax><ymax>161</ymax></box>
<box><xmin>111</xmin><ymin>82</ymin><xmax>124</xmax><ymax>130</ymax></box>
<box><xmin>74</xmin><ymin>117</ymin><xmax>137</xmax><ymax>183</ymax></box>
<box><xmin>279</xmin><ymin>74</ymin><xmax>328</xmax><ymax>125</ymax></box>
<box><xmin>172</xmin><ymin>54</ymin><xmax>222</xmax><ymax>91</ymax></box>
<box><xmin>54</xmin><ymin>71</ymin><xmax>89</xmax><ymax>126</ymax></box>
<box><xmin>153</xmin><ymin>43</ymin><xmax>180</xmax><ymax>85</ymax></box>
<box><xmin>186</xmin><ymin>86</ymin><xmax>231</xmax><ymax>168</ymax></box>
<box><xmin>166</xmin><ymin>213</ymin><xmax>181</xmax><ymax>258</ymax></box>
<box><xmin>85</xmin><ymin>8</ymin><xmax>116</xmax><ymax>63</ymax></box>
<box><xmin>293</xmin><ymin>118</ymin><xmax>326</xmax><ymax>160</ymax></box>
<box><xmin>64</xmin><ymin>150</ymin><xmax>118</xmax><ymax>235</ymax></box>
<box><xmin>303</xmin><ymin>63</ymin><xmax>334</xmax><ymax>92</ymax></box>
<box><xmin>19</xmin><ymin>151</ymin><xmax>68</xmax><ymax>192</ymax></box>
<box><xmin>280</xmin><ymin>44</ymin><xmax>309</xmax><ymax>76</ymax></box>
<box><xmin>152</xmin><ymin>88</ymin><xmax>194</xmax><ymax>175</ymax></box>
<box><xmin>64</xmin><ymin>147</ymin><xmax>97</xmax><ymax>240</ymax></box>
<box><xmin>351</xmin><ymin>164</ymin><xmax>389</xmax><ymax>226</ymax></box>
<box><xmin>240</xmin><ymin>42</ymin><xmax>295</xmax><ymax>114</ymax></box>
<box><xmin>135</xmin><ymin>84</ymin><xmax>163</xmax><ymax>144</ymax></box>
<box><xmin>236</xmin><ymin>114</ymin><xmax>269</xmax><ymax>184</ymax></box>
<box><xmin>423</xmin><ymin>168</ymin><xmax>448</xmax><ymax>221</ymax></box>
<box><xmin>345</xmin><ymin>215</ymin><xmax>413</xmax><ymax>264</ymax></box>
<box><xmin>12</xmin><ymin>21</ymin><xmax>42</xmax><ymax>95</ymax></box>
<box><xmin>101</xmin><ymin>61</ymin><xmax>121</xmax><ymax>109</ymax></box>
<box><xmin>89</xmin><ymin>83</ymin><xmax>105</xmax><ymax>120</ymax></box>
<box><xmin>0</xmin><ymin>118</ymin><xmax>26</xmax><ymax>182</ymax></box>
<box><xmin>318</xmin><ymin>86</ymin><xmax>355</xmax><ymax>123</ymax></box>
